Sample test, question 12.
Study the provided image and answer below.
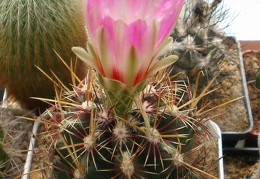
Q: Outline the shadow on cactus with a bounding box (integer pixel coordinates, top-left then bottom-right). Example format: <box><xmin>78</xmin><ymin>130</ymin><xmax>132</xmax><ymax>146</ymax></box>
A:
<box><xmin>170</xmin><ymin>0</ymin><xmax>234</xmax><ymax>84</ymax></box>
<box><xmin>33</xmin><ymin>67</ymin><xmax>224</xmax><ymax>179</ymax></box>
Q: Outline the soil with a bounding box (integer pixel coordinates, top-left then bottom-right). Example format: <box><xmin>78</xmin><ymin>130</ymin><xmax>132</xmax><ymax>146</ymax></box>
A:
<box><xmin>202</xmin><ymin>37</ymin><xmax>249</xmax><ymax>133</ymax></box>
<box><xmin>224</xmin><ymin>156</ymin><xmax>259</xmax><ymax>179</ymax></box>
<box><xmin>223</xmin><ymin>49</ymin><xmax>260</xmax><ymax>179</ymax></box>
<box><xmin>0</xmin><ymin>100</ymin><xmax>35</xmax><ymax>179</ymax></box>
<box><xmin>243</xmin><ymin>50</ymin><xmax>260</xmax><ymax>131</ymax></box>
<box><xmin>0</xmin><ymin>100</ymin><xmax>52</xmax><ymax>179</ymax></box>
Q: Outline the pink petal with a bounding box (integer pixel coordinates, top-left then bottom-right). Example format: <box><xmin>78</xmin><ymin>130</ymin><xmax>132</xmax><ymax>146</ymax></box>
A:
<box><xmin>84</xmin><ymin>0</ymin><xmax>184</xmax><ymax>87</ymax></box>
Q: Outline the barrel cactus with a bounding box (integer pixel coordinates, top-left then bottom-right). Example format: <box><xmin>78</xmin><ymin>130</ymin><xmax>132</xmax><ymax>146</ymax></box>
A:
<box><xmin>32</xmin><ymin>0</ymin><xmax>220</xmax><ymax>178</ymax></box>
<box><xmin>39</xmin><ymin>70</ymin><xmax>218</xmax><ymax>179</ymax></box>
<box><xmin>0</xmin><ymin>0</ymin><xmax>87</xmax><ymax>111</ymax></box>
<box><xmin>170</xmin><ymin>0</ymin><xmax>228</xmax><ymax>82</ymax></box>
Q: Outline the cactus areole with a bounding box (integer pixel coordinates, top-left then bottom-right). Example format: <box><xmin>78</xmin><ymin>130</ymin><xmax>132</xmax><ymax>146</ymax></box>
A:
<box><xmin>73</xmin><ymin>0</ymin><xmax>184</xmax><ymax>116</ymax></box>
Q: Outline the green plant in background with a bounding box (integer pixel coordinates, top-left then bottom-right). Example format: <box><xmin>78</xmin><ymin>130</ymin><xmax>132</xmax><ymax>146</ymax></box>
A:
<box><xmin>0</xmin><ymin>0</ymin><xmax>87</xmax><ymax>111</ymax></box>
<box><xmin>170</xmin><ymin>0</ymin><xmax>229</xmax><ymax>82</ymax></box>
<box><xmin>31</xmin><ymin>0</ymin><xmax>222</xmax><ymax>178</ymax></box>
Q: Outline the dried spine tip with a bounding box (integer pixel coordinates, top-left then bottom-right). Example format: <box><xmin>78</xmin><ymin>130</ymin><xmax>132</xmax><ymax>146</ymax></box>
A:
<box><xmin>210</xmin><ymin>0</ymin><xmax>222</xmax><ymax>9</ymax></box>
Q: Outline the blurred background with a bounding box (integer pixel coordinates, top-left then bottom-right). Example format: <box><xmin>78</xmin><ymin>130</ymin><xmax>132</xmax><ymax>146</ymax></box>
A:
<box><xmin>219</xmin><ymin>0</ymin><xmax>260</xmax><ymax>40</ymax></box>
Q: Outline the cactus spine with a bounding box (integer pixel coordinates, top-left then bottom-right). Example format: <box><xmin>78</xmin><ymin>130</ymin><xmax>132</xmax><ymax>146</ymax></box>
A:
<box><xmin>37</xmin><ymin>69</ymin><xmax>219</xmax><ymax>179</ymax></box>
<box><xmin>170</xmin><ymin>0</ymin><xmax>228</xmax><ymax>82</ymax></box>
<box><xmin>0</xmin><ymin>1</ymin><xmax>226</xmax><ymax>178</ymax></box>
<box><xmin>0</xmin><ymin>0</ymin><xmax>87</xmax><ymax>111</ymax></box>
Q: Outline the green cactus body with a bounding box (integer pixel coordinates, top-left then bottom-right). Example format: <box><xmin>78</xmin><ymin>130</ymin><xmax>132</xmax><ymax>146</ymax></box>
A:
<box><xmin>0</xmin><ymin>0</ymin><xmax>87</xmax><ymax>111</ymax></box>
<box><xmin>170</xmin><ymin>0</ymin><xmax>227</xmax><ymax>83</ymax></box>
<box><xmin>40</xmin><ymin>74</ymin><xmax>217</xmax><ymax>179</ymax></box>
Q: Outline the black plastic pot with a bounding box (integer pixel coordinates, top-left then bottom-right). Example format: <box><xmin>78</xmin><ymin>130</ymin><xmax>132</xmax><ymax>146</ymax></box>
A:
<box><xmin>223</xmin><ymin>148</ymin><xmax>259</xmax><ymax>164</ymax></box>
<box><xmin>223</xmin><ymin>130</ymin><xmax>259</xmax><ymax>163</ymax></box>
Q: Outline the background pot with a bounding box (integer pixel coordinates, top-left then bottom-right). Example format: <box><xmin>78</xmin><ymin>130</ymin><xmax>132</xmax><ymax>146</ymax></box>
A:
<box><xmin>203</xmin><ymin>37</ymin><xmax>253</xmax><ymax>142</ymax></box>
<box><xmin>205</xmin><ymin>120</ymin><xmax>224</xmax><ymax>179</ymax></box>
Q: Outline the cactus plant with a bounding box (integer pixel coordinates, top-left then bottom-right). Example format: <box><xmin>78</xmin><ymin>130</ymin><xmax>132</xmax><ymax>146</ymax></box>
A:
<box><xmin>0</xmin><ymin>0</ymin><xmax>87</xmax><ymax>111</ymax></box>
<box><xmin>29</xmin><ymin>0</ymin><xmax>223</xmax><ymax>178</ymax></box>
<box><xmin>38</xmin><ymin>69</ymin><xmax>219</xmax><ymax>179</ymax></box>
<box><xmin>170</xmin><ymin>0</ymin><xmax>229</xmax><ymax>82</ymax></box>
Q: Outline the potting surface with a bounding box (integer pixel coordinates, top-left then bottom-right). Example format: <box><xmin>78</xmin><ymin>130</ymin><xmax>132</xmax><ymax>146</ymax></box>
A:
<box><xmin>223</xmin><ymin>44</ymin><xmax>260</xmax><ymax>178</ymax></box>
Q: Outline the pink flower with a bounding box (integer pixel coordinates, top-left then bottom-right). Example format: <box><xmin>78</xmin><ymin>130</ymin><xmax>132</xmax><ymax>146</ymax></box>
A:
<box><xmin>73</xmin><ymin>0</ymin><xmax>184</xmax><ymax>88</ymax></box>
